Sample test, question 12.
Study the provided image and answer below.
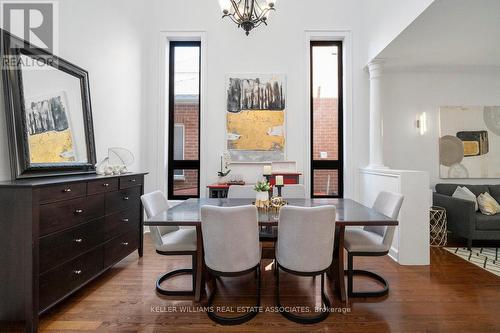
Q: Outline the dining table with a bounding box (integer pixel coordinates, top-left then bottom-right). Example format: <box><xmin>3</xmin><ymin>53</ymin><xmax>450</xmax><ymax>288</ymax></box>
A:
<box><xmin>144</xmin><ymin>198</ymin><xmax>398</xmax><ymax>302</ymax></box>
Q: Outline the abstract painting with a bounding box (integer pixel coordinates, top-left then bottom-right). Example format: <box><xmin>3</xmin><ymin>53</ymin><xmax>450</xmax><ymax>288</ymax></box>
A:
<box><xmin>226</xmin><ymin>74</ymin><xmax>286</xmax><ymax>162</ymax></box>
<box><xmin>25</xmin><ymin>92</ymin><xmax>76</xmax><ymax>163</ymax></box>
<box><xmin>439</xmin><ymin>106</ymin><xmax>500</xmax><ymax>178</ymax></box>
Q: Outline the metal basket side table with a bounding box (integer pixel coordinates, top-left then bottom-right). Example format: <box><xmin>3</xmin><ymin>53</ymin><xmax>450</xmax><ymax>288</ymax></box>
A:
<box><xmin>430</xmin><ymin>206</ymin><xmax>447</xmax><ymax>247</ymax></box>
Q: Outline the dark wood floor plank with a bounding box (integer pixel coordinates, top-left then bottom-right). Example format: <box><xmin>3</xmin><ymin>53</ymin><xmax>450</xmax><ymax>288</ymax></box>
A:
<box><xmin>2</xmin><ymin>236</ymin><xmax>500</xmax><ymax>332</ymax></box>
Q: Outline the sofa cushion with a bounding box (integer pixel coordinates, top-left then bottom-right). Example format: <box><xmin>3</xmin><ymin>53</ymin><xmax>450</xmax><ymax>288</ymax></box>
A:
<box><xmin>487</xmin><ymin>185</ymin><xmax>500</xmax><ymax>203</ymax></box>
<box><xmin>475</xmin><ymin>213</ymin><xmax>500</xmax><ymax>230</ymax></box>
<box><xmin>435</xmin><ymin>184</ymin><xmax>489</xmax><ymax>197</ymax></box>
<box><xmin>477</xmin><ymin>192</ymin><xmax>500</xmax><ymax>215</ymax></box>
<box><xmin>452</xmin><ymin>186</ymin><xmax>478</xmax><ymax>211</ymax></box>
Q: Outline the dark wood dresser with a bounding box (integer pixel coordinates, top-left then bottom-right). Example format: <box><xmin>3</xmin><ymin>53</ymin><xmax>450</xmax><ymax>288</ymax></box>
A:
<box><xmin>0</xmin><ymin>172</ymin><xmax>147</xmax><ymax>332</ymax></box>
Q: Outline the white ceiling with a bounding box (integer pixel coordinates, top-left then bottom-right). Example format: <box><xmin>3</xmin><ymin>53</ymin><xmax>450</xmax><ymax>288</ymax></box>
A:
<box><xmin>378</xmin><ymin>0</ymin><xmax>500</xmax><ymax>68</ymax></box>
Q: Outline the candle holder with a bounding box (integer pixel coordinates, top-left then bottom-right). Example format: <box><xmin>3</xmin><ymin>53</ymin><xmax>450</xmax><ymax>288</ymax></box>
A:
<box><xmin>275</xmin><ymin>184</ymin><xmax>283</xmax><ymax>197</ymax></box>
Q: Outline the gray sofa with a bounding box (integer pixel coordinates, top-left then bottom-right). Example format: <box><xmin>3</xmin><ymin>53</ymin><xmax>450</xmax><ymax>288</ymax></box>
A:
<box><xmin>433</xmin><ymin>184</ymin><xmax>500</xmax><ymax>249</ymax></box>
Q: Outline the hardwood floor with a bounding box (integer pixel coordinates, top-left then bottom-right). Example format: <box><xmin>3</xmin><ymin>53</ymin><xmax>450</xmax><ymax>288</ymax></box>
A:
<box><xmin>3</xmin><ymin>234</ymin><xmax>500</xmax><ymax>332</ymax></box>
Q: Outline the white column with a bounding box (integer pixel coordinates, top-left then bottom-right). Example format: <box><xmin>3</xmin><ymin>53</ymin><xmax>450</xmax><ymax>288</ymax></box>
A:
<box><xmin>367</xmin><ymin>59</ymin><xmax>387</xmax><ymax>169</ymax></box>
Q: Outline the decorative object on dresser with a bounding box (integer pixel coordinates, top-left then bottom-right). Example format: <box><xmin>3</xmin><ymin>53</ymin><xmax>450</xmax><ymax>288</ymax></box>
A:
<box><xmin>433</xmin><ymin>184</ymin><xmax>500</xmax><ymax>249</ymax></box>
<box><xmin>1</xmin><ymin>29</ymin><xmax>97</xmax><ymax>179</ymax></box>
<box><xmin>0</xmin><ymin>172</ymin><xmax>147</xmax><ymax>332</ymax></box>
<box><xmin>96</xmin><ymin>147</ymin><xmax>135</xmax><ymax>176</ymax></box>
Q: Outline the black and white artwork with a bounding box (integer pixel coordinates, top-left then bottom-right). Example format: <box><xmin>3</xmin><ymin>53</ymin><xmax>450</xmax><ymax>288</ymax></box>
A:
<box><xmin>26</xmin><ymin>94</ymin><xmax>70</xmax><ymax>135</ymax></box>
<box><xmin>227</xmin><ymin>74</ymin><xmax>286</xmax><ymax>112</ymax></box>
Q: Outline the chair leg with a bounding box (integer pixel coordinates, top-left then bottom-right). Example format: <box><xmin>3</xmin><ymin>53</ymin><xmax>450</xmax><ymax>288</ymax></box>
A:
<box><xmin>276</xmin><ymin>265</ymin><xmax>331</xmax><ymax>324</ymax></box>
<box><xmin>156</xmin><ymin>253</ymin><xmax>196</xmax><ymax>297</ymax></box>
<box><xmin>346</xmin><ymin>253</ymin><xmax>389</xmax><ymax>298</ymax></box>
<box><xmin>156</xmin><ymin>268</ymin><xmax>195</xmax><ymax>296</ymax></box>
<box><xmin>206</xmin><ymin>266</ymin><xmax>261</xmax><ymax>325</ymax></box>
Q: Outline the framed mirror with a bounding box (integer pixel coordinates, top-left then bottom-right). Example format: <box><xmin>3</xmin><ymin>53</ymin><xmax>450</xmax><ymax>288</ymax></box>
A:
<box><xmin>1</xmin><ymin>29</ymin><xmax>96</xmax><ymax>178</ymax></box>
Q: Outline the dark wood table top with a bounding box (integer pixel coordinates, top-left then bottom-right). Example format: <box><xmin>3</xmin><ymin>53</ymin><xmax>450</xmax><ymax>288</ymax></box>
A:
<box><xmin>145</xmin><ymin>198</ymin><xmax>398</xmax><ymax>227</ymax></box>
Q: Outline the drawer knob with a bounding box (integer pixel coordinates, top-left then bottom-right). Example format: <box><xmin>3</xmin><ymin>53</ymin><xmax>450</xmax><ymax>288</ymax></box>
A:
<box><xmin>103</xmin><ymin>183</ymin><xmax>110</xmax><ymax>187</ymax></box>
<box><xmin>130</xmin><ymin>179</ymin><xmax>136</xmax><ymax>183</ymax></box>
<box><xmin>122</xmin><ymin>218</ymin><xmax>129</xmax><ymax>222</ymax></box>
<box><xmin>74</xmin><ymin>209</ymin><xmax>84</xmax><ymax>214</ymax></box>
<box><xmin>123</xmin><ymin>196</ymin><xmax>129</xmax><ymax>201</ymax></box>
<box><xmin>121</xmin><ymin>242</ymin><xmax>129</xmax><ymax>246</ymax></box>
<box><xmin>73</xmin><ymin>270</ymin><xmax>82</xmax><ymax>275</ymax></box>
<box><xmin>74</xmin><ymin>238</ymin><xmax>83</xmax><ymax>243</ymax></box>
<box><xmin>63</xmin><ymin>188</ymin><xmax>72</xmax><ymax>193</ymax></box>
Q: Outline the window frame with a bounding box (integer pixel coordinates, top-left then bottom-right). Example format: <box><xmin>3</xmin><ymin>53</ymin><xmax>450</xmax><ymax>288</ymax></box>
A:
<box><xmin>167</xmin><ymin>41</ymin><xmax>201</xmax><ymax>200</ymax></box>
<box><xmin>310</xmin><ymin>40</ymin><xmax>344</xmax><ymax>198</ymax></box>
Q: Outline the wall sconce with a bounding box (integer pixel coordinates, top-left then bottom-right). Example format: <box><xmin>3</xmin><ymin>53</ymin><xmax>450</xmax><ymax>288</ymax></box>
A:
<box><xmin>416</xmin><ymin>112</ymin><xmax>428</xmax><ymax>135</ymax></box>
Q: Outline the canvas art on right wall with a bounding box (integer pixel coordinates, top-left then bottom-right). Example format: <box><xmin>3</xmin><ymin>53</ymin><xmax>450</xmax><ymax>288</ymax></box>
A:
<box><xmin>439</xmin><ymin>106</ymin><xmax>500</xmax><ymax>179</ymax></box>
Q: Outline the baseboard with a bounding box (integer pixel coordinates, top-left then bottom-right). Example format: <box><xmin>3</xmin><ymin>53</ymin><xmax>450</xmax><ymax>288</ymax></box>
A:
<box><xmin>388</xmin><ymin>246</ymin><xmax>399</xmax><ymax>263</ymax></box>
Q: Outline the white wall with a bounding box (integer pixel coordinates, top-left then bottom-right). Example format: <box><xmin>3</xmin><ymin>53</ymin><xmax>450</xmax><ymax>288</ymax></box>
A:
<box><xmin>0</xmin><ymin>0</ymin><xmax>147</xmax><ymax>180</ymax></box>
<box><xmin>141</xmin><ymin>0</ymin><xmax>373</xmax><ymax>198</ymax></box>
<box><xmin>361</xmin><ymin>0</ymin><xmax>434</xmax><ymax>63</ymax></box>
<box><xmin>382</xmin><ymin>68</ymin><xmax>500</xmax><ymax>188</ymax></box>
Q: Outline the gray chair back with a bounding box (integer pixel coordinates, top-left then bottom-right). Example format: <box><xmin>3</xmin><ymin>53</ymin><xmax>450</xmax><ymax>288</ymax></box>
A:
<box><xmin>201</xmin><ymin>205</ymin><xmax>261</xmax><ymax>272</ymax></box>
<box><xmin>364</xmin><ymin>191</ymin><xmax>404</xmax><ymax>249</ymax></box>
<box><xmin>227</xmin><ymin>185</ymin><xmax>256</xmax><ymax>199</ymax></box>
<box><xmin>276</xmin><ymin>205</ymin><xmax>336</xmax><ymax>272</ymax></box>
<box><xmin>277</xmin><ymin>184</ymin><xmax>306</xmax><ymax>199</ymax></box>
<box><xmin>141</xmin><ymin>191</ymin><xmax>179</xmax><ymax>246</ymax></box>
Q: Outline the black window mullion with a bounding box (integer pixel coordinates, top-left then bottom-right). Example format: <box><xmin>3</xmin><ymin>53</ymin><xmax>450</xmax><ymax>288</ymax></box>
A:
<box><xmin>310</xmin><ymin>40</ymin><xmax>343</xmax><ymax>199</ymax></box>
<box><xmin>167</xmin><ymin>41</ymin><xmax>201</xmax><ymax>200</ymax></box>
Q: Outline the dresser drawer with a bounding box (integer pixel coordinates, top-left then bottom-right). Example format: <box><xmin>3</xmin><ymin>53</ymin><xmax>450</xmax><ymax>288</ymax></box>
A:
<box><xmin>105</xmin><ymin>186</ymin><xmax>141</xmax><ymax>214</ymax></box>
<box><xmin>104</xmin><ymin>207</ymin><xmax>140</xmax><ymax>241</ymax></box>
<box><xmin>39</xmin><ymin>219</ymin><xmax>104</xmax><ymax>273</ymax></box>
<box><xmin>40</xmin><ymin>194</ymin><xmax>105</xmax><ymax>236</ymax></box>
<box><xmin>119</xmin><ymin>175</ymin><xmax>143</xmax><ymax>189</ymax></box>
<box><xmin>87</xmin><ymin>178</ymin><xmax>119</xmax><ymax>195</ymax></box>
<box><xmin>39</xmin><ymin>182</ymin><xmax>86</xmax><ymax>204</ymax></box>
<box><xmin>103</xmin><ymin>230</ymin><xmax>138</xmax><ymax>268</ymax></box>
<box><xmin>39</xmin><ymin>246</ymin><xmax>103</xmax><ymax>311</ymax></box>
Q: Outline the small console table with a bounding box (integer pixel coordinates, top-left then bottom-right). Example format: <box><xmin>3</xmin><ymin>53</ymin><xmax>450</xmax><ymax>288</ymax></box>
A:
<box><xmin>207</xmin><ymin>172</ymin><xmax>302</xmax><ymax>198</ymax></box>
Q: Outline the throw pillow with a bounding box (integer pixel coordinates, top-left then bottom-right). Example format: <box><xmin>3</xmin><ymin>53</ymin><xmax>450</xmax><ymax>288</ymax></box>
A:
<box><xmin>477</xmin><ymin>192</ymin><xmax>500</xmax><ymax>215</ymax></box>
<box><xmin>452</xmin><ymin>186</ymin><xmax>478</xmax><ymax>211</ymax></box>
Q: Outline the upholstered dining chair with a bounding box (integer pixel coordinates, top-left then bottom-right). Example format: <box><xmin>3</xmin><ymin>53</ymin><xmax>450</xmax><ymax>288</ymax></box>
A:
<box><xmin>201</xmin><ymin>205</ymin><xmax>261</xmax><ymax>325</ymax></box>
<box><xmin>141</xmin><ymin>191</ymin><xmax>197</xmax><ymax>297</ymax></box>
<box><xmin>276</xmin><ymin>205</ymin><xmax>336</xmax><ymax>324</ymax></box>
<box><xmin>276</xmin><ymin>184</ymin><xmax>306</xmax><ymax>199</ymax></box>
<box><xmin>344</xmin><ymin>191</ymin><xmax>404</xmax><ymax>298</ymax></box>
<box><xmin>227</xmin><ymin>185</ymin><xmax>256</xmax><ymax>199</ymax></box>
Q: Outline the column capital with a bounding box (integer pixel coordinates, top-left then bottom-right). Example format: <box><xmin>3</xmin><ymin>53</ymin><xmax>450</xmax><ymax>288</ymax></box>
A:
<box><xmin>367</xmin><ymin>59</ymin><xmax>385</xmax><ymax>80</ymax></box>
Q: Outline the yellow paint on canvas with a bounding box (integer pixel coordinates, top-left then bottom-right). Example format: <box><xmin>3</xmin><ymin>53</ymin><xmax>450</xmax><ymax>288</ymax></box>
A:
<box><xmin>227</xmin><ymin>110</ymin><xmax>284</xmax><ymax>151</ymax></box>
<box><xmin>28</xmin><ymin>129</ymin><xmax>75</xmax><ymax>163</ymax></box>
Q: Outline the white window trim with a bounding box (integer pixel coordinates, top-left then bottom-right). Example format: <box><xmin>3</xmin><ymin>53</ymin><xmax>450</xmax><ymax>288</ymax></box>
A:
<box><xmin>157</xmin><ymin>31</ymin><xmax>207</xmax><ymax>197</ymax></box>
<box><xmin>303</xmin><ymin>30</ymin><xmax>354</xmax><ymax>200</ymax></box>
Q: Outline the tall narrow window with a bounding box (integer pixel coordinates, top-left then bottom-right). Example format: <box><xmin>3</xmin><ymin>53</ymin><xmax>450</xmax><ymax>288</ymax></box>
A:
<box><xmin>310</xmin><ymin>41</ymin><xmax>343</xmax><ymax>198</ymax></box>
<box><xmin>168</xmin><ymin>41</ymin><xmax>201</xmax><ymax>199</ymax></box>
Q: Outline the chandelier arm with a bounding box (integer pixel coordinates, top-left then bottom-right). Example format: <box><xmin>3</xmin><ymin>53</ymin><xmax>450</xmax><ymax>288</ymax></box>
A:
<box><xmin>230</xmin><ymin>0</ymin><xmax>245</xmax><ymax>20</ymax></box>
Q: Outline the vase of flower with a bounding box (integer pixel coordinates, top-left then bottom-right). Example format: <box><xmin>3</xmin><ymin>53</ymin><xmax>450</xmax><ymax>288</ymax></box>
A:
<box><xmin>254</xmin><ymin>180</ymin><xmax>271</xmax><ymax>208</ymax></box>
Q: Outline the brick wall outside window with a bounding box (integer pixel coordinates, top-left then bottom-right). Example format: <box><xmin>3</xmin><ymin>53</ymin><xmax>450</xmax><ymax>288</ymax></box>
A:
<box><xmin>173</xmin><ymin>100</ymin><xmax>199</xmax><ymax>196</ymax></box>
<box><xmin>313</xmin><ymin>97</ymin><xmax>339</xmax><ymax>196</ymax></box>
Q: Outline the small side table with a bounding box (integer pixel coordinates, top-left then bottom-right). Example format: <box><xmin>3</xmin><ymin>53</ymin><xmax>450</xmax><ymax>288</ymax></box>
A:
<box><xmin>430</xmin><ymin>206</ymin><xmax>447</xmax><ymax>247</ymax></box>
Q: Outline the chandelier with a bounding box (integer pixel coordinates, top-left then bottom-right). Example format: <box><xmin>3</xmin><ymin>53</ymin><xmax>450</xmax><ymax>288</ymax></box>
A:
<box><xmin>218</xmin><ymin>0</ymin><xmax>276</xmax><ymax>36</ymax></box>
